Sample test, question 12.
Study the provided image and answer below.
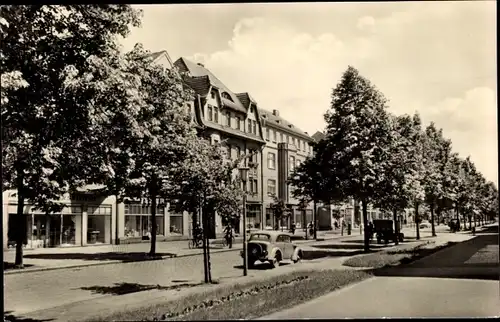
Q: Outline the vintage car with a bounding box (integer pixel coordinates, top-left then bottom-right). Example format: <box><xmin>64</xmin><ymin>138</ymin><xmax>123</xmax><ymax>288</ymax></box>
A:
<box><xmin>240</xmin><ymin>230</ymin><xmax>303</xmax><ymax>268</ymax></box>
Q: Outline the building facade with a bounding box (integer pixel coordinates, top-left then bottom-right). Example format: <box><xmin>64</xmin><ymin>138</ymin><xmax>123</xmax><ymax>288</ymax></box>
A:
<box><xmin>2</xmin><ymin>50</ymin><xmax>327</xmax><ymax>250</ymax></box>
<box><xmin>174</xmin><ymin>57</ymin><xmax>267</xmax><ymax>236</ymax></box>
<box><xmin>259</xmin><ymin>109</ymin><xmax>315</xmax><ymax>230</ymax></box>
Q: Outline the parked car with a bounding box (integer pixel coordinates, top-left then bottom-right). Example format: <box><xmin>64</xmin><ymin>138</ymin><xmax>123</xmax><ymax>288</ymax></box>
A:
<box><xmin>240</xmin><ymin>230</ymin><xmax>303</xmax><ymax>268</ymax></box>
<box><xmin>419</xmin><ymin>220</ymin><xmax>431</xmax><ymax>229</ymax></box>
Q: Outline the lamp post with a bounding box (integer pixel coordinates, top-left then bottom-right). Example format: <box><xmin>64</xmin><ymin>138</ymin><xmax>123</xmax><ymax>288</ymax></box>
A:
<box><xmin>239</xmin><ymin>166</ymin><xmax>249</xmax><ymax>277</ymax></box>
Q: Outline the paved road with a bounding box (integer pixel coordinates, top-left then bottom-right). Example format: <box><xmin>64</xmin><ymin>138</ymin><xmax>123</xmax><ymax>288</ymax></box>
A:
<box><xmin>4</xmin><ymin>233</ymin><xmax>350</xmax><ymax>316</ymax></box>
<box><xmin>261</xmin><ymin>226</ymin><xmax>500</xmax><ymax>319</ymax></box>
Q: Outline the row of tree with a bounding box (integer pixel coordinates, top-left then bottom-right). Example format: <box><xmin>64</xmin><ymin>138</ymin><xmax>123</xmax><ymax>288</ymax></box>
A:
<box><xmin>289</xmin><ymin>66</ymin><xmax>499</xmax><ymax>252</ymax></box>
<box><xmin>1</xmin><ymin>5</ymin><xmax>244</xmax><ymax>276</ymax></box>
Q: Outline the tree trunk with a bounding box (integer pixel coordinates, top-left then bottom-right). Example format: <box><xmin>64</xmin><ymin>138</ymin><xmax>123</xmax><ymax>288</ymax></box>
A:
<box><xmin>361</xmin><ymin>199</ymin><xmax>369</xmax><ymax>252</ymax></box>
<box><xmin>149</xmin><ymin>174</ymin><xmax>158</xmax><ymax>257</ymax></box>
<box><xmin>456</xmin><ymin>206</ymin><xmax>460</xmax><ymax>230</ymax></box>
<box><xmin>430</xmin><ymin>204</ymin><xmax>436</xmax><ymax>237</ymax></box>
<box><xmin>313</xmin><ymin>200</ymin><xmax>317</xmax><ymax>240</ymax></box>
<box><xmin>463</xmin><ymin>212</ymin><xmax>468</xmax><ymax>230</ymax></box>
<box><xmin>468</xmin><ymin>216</ymin><xmax>472</xmax><ymax>231</ymax></box>
<box><xmin>415</xmin><ymin>202</ymin><xmax>420</xmax><ymax>240</ymax></box>
<box><xmin>393</xmin><ymin>209</ymin><xmax>399</xmax><ymax>245</ymax></box>
<box><xmin>200</xmin><ymin>199</ymin><xmax>208</xmax><ymax>283</ymax></box>
<box><xmin>14</xmin><ymin>166</ymin><xmax>26</xmax><ymax>268</ymax></box>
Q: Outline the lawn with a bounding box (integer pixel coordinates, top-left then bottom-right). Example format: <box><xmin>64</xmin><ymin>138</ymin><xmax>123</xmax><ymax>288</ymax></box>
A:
<box><xmin>86</xmin><ymin>269</ymin><xmax>372</xmax><ymax>321</ymax></box>
<box><xmin>342</xmin><ymin>241</ymin><xmax>457</xmax><ymax>268</ymax></box>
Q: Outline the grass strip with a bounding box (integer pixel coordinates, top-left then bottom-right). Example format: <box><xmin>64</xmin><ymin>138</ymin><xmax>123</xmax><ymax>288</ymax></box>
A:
<box><xmin>343</xmin><ymin>241</ymin><xmax>457</xmax><ymax>268</ymax></box>
<box><xmin>90</xmin><ymin>269</ymin><xmax>371</xmax><ymax>321</ymax></box>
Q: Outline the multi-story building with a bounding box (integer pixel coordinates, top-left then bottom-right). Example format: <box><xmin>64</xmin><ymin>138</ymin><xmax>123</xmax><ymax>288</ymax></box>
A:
<box><xmin>259</xmin><ymin>109</ymin><xmax>315</xmax><ymax>230</ymax></box>
<box><xmin>174</xmin><ymin>57</ymin><xmax>266</xmax><ymax>237</ymax></box>
<box><xmin>2</xmin><ymin>50</ymin><xmax>322</xmax><ymax>250</ymax></box>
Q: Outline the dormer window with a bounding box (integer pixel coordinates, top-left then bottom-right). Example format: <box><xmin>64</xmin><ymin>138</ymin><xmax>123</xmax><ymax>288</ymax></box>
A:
<box><xmin>288</xmin><ymin>124</ymin><xmax>293</xmax><ymax>128</ymax></box>
<box><xmin>276</xmin><ymin>120</ymin><xmax>281</xmax><ymax>124</ymax></box>
<box><xmin>221</xmin><ymin>92</ymin><xmax>232</xmax><ymax>101</ymax></box>
<box><xmin>210</xmin><ymin>90</ymin><xmax>217</xmax><ymax>100</ymax></box>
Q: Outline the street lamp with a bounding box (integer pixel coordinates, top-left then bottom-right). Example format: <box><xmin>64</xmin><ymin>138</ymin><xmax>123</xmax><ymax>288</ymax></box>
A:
<box><xmin>239</xmin><ymin>166</ymin><xmax>249</xmax><ymax>277</ymax></box>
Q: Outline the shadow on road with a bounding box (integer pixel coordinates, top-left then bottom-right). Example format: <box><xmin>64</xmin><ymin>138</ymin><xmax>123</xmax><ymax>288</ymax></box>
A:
<box><xmin>23</xmin><ymin>252</ymin><xmax>176</xmax><ymax>262</ymax></box>
<box><xmin>312</xmin><ymin>243</ymin><xmax>388</xmax><ymax>250</ymax></box>
<box><xmin>372</xmin><ymin>228</ymin><xmax>499</xmax><ymax>282</ymax></box>
<box><xmin>4</xmin><ymin>262</ymin><xmax>35</xmax><ymax>270</ymax></box>
<box><xmin>78</xmin><ymin>281</ymin><xmax>203</xmax><ymax>296</ymax></box>
<box><xmin>3</xmin><ymin>311</ymin><xmax>53</xmax><ymax>322</ymax></box>
<box><xmin>233</xmin><ymin>262</ymin><xmax>291</xmax><ymax>270</ymax></box>
<box><xmin>302</xmin><ymin>249</ymin><xmax>372</xmax><ymax>259</ymax></box>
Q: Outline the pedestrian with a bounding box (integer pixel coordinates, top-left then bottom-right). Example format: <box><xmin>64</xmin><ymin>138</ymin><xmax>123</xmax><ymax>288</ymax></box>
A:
<box><xmin>290</xmin><ymin>222</ymin><xmax>296</xmax><ymax>234</ymax></box>
<box><xmin>224</xmin><ymin>223</ymin><xmax>233</xmax><ymax>248</ymax></box>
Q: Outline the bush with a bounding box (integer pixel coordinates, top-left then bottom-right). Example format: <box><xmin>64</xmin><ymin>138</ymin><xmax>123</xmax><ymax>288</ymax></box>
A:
<box><xmin>91</xmin><ymin>269</ymin><xmax>371</xmax><ymax>321</ymax></box>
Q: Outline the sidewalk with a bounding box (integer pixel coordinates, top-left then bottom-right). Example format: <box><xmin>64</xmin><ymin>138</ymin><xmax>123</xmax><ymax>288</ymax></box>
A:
<box><xmin>3</xmin><ymin>230</ymin><xmax>343</xmax><ymax>275</ymax></box>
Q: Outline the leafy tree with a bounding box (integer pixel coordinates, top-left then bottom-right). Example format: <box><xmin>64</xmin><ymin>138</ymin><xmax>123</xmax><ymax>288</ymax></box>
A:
<box><xmin>422</xmin><ymin>123</ymin><xmax>452</xmax><ymax>237</ymax></box>
<box><xmin>289</xmin><ymin>139</ymin><xmax>346</xmax><ymax>239</ymax></box>
<box><xmin>1</xmin><ymin>5</ymin><xmax>141</xmax><ymax>267</ymax></box>
<box><xmin>374</xmin><ymin>114</ymin><xmax>424</xmax><ymax>245</ymax></box>
<box><xmin>168</xmin><ymin>137</ymin><xmax>246</xmax><ymax>283</ymax></box>
<box><xmin>269</xmin><ymin>194</ymin><xmax>289</xmax><ymax>231</ymax></box>
<box><xmin>322</xmin><ymin>66</ymin><xmax>392</xmax><ymax>252</ymax></box>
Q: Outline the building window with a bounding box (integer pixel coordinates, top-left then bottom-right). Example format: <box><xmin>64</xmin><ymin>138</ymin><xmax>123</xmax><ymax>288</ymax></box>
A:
<box><xmin>289</xmin><ymin>156</ymin><xmax>295</xmax><ymax>172</ymax></box>
<box><xmin>226</xmin><ymin>111</ymin><xmax>231</xmax><ymax>127</ymax></box>
<box><xmin>272</xmin><ymin>130</ymin><xmax>276</xmax><ymax>142</ymax></box>
<box><xmin>247</xmin><ymin>119</ymin><xmax>252</xmax><ymax>133</ymax></box>
<box><xmin>251</xmin><ymin>179</ymin><xmax>258</xmax><ymax>194</ymax></box>
<box><xmin>236</xmin><ymin>146</ymin><xmax>241</xmax><ymax>158</ymax></box>
<box><xmin>304</xmin><ymin>142</ymin><xmax>307</xmax><ymax>152</ymax></box>
<box><xmin>266</xmin><ymin>128</ymin><xmax>270</xmax><ymax>141</ymax></box>
<box><xmin>296</xmin><ymin>159</ymin><xmax>301</xmax><ymax>168</ymax></box>
<box><xmin>227</xmin><ymin>144</ymin><xmax>232</xmax><ymax>159</ymax></box>
<box><xmin>124</xmin><ymin>203</ymin><xmax>165</xmax><ymax>238</ymax></box>
<box><xmin>266</xmin><ymin>208</ymin><xmax>273</xmax><ymax>227</ymax></box>
<box><xmin>207</xmin><ymin>106</ymin><xmax>213</xmax><ymax>122</ymax></box>
<box><xmin>87</xmin><ymin>205</ymin><xmax>112</xmax><ymax>244</ymax></box>
<box><xmin>292</xmin><ymin>137</ymin><xmax>296</xmax><ymax>146</ymax></box>
<box><xmin>236</xmin><ymin>117</ymin><xmax>241</xmax><ymax>130</ymax></box>
<box><xmin>280</xmin><ymin>133</ymin><xmax>284</xmax><ymax>143</ymax></box>
<box><xmin>286</xmin><ymin>135</ymin><xmax>290</xmax><ymax>144</ymax></box>
<box><xmin>214</xmin><ymin>107</ymin><xmax>219</xmax><ymax>123</ymax></box>
<box><xmin>298</xmin><ymin>140</ymin><xmax>301</xmax><ymax>150</ymax></box>
<box><xmin>252</xmin><ymin>120</ymin><xmax>257</xmax><ymax>134</ymax></box>
<box><xmin>267</xmin><ymin>152</ymin><xmax>276</xmax><ymax>169</ymax></box>
<box><xmin>267</xmin><ymin>179</ymin><xmax>276</xmax><ymax>196</ymax></box>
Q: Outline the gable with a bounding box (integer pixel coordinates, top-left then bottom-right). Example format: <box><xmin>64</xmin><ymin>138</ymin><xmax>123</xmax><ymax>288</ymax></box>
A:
<box><xmin>154</xmin><ymin>53</ymin><xmax>174</xmax><ymax>70</ymax></box>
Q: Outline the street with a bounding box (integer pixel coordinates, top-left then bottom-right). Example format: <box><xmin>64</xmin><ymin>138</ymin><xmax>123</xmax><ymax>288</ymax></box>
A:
<box><xmin>261</xmin><ymin>226</ymin><xmax>500</xmax><ymax>319</ymax></box>
<box><xmin>4</xmin><ymin>250</ymin><xmax>244</xmax><ymax>315</ymax></box>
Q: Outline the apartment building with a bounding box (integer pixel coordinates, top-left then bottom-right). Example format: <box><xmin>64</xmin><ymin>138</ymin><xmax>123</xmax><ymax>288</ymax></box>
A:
<box><xmin>259</xmin><ymin>109</ymin><xmax>315</xmax><ymax>230</ymax></box>
<box><xmin>174</xmin><ymin>57</ymin><xmax>266</xmax><ymax>236</ymax></box>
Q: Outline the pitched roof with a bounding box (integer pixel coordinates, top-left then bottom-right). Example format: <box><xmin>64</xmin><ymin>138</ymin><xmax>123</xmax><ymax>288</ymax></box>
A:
<box><xmin>258</xmin><ymin>108</ymin><xmax>312</xmax><ymax>141</ymax></box>
<box><xmin>146</xmin><ymin>50</ymin><xmax>175</xmax><ymax>68</ymax></box>
<box><xmin>311</xmin><ymin>131</ymin><xmax>326</xmax><ymax>142</ymax></box>
<box><xmin>174</xmin><ymin>58</ymin><xmax>247</xmax><ymax>113</ymax></box>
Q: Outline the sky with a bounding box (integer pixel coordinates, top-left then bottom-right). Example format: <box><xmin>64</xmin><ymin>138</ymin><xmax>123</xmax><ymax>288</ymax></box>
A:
<box><xmin>120</xmin><ymin>1</ymin><xmax>497</xmax><ymax>185</ymax></box>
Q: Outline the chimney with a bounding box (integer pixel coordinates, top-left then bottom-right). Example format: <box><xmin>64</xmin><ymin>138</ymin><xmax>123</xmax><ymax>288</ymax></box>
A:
<box><xmin>272</xmin><ymin>109</ymin><xmax>279</xmax><ymax>117</ymax></box>
<box><xmin>197</xmin><ymin>63</ymin><xmax>205</xmax><ymax>67</ymax></box>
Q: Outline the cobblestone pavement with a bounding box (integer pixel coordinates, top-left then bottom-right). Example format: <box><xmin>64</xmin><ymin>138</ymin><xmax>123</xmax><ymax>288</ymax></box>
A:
<box><xmin>3</xmin><ymin>232</ymin><xmax>361</xmax><ymax>316</ymax></box>
<box><xmin>3</xmin><ymin>231</ymin><xmax>340</xmax><ymax>273</ymax></box>
<box><xmin>5</xmin><ymin>226</ymin><xmax>476</xmax><ymax>320</ymax></box>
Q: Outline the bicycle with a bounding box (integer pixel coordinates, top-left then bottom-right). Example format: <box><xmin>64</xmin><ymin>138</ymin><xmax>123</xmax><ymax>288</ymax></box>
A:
<box><xmin>188</xmin><ymin>237</ymin><xmax>203</xmax><ymax>249</ymax></box>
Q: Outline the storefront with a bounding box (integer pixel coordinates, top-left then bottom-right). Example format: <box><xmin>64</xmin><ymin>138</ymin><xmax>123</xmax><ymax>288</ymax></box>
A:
<box><xmin>124</xmin><ymin>203</ymin><xmax>165</xmax><ymax>239</ymax></box>
<box><xmin>246</xmin><ymin>204</ymin><xmax>262</xmax><ymax>229</ymax></box>
<box><xmin>7</xmin><ymin>204</ymin><xmax>83</xmax><ymax>248</ymax></box>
